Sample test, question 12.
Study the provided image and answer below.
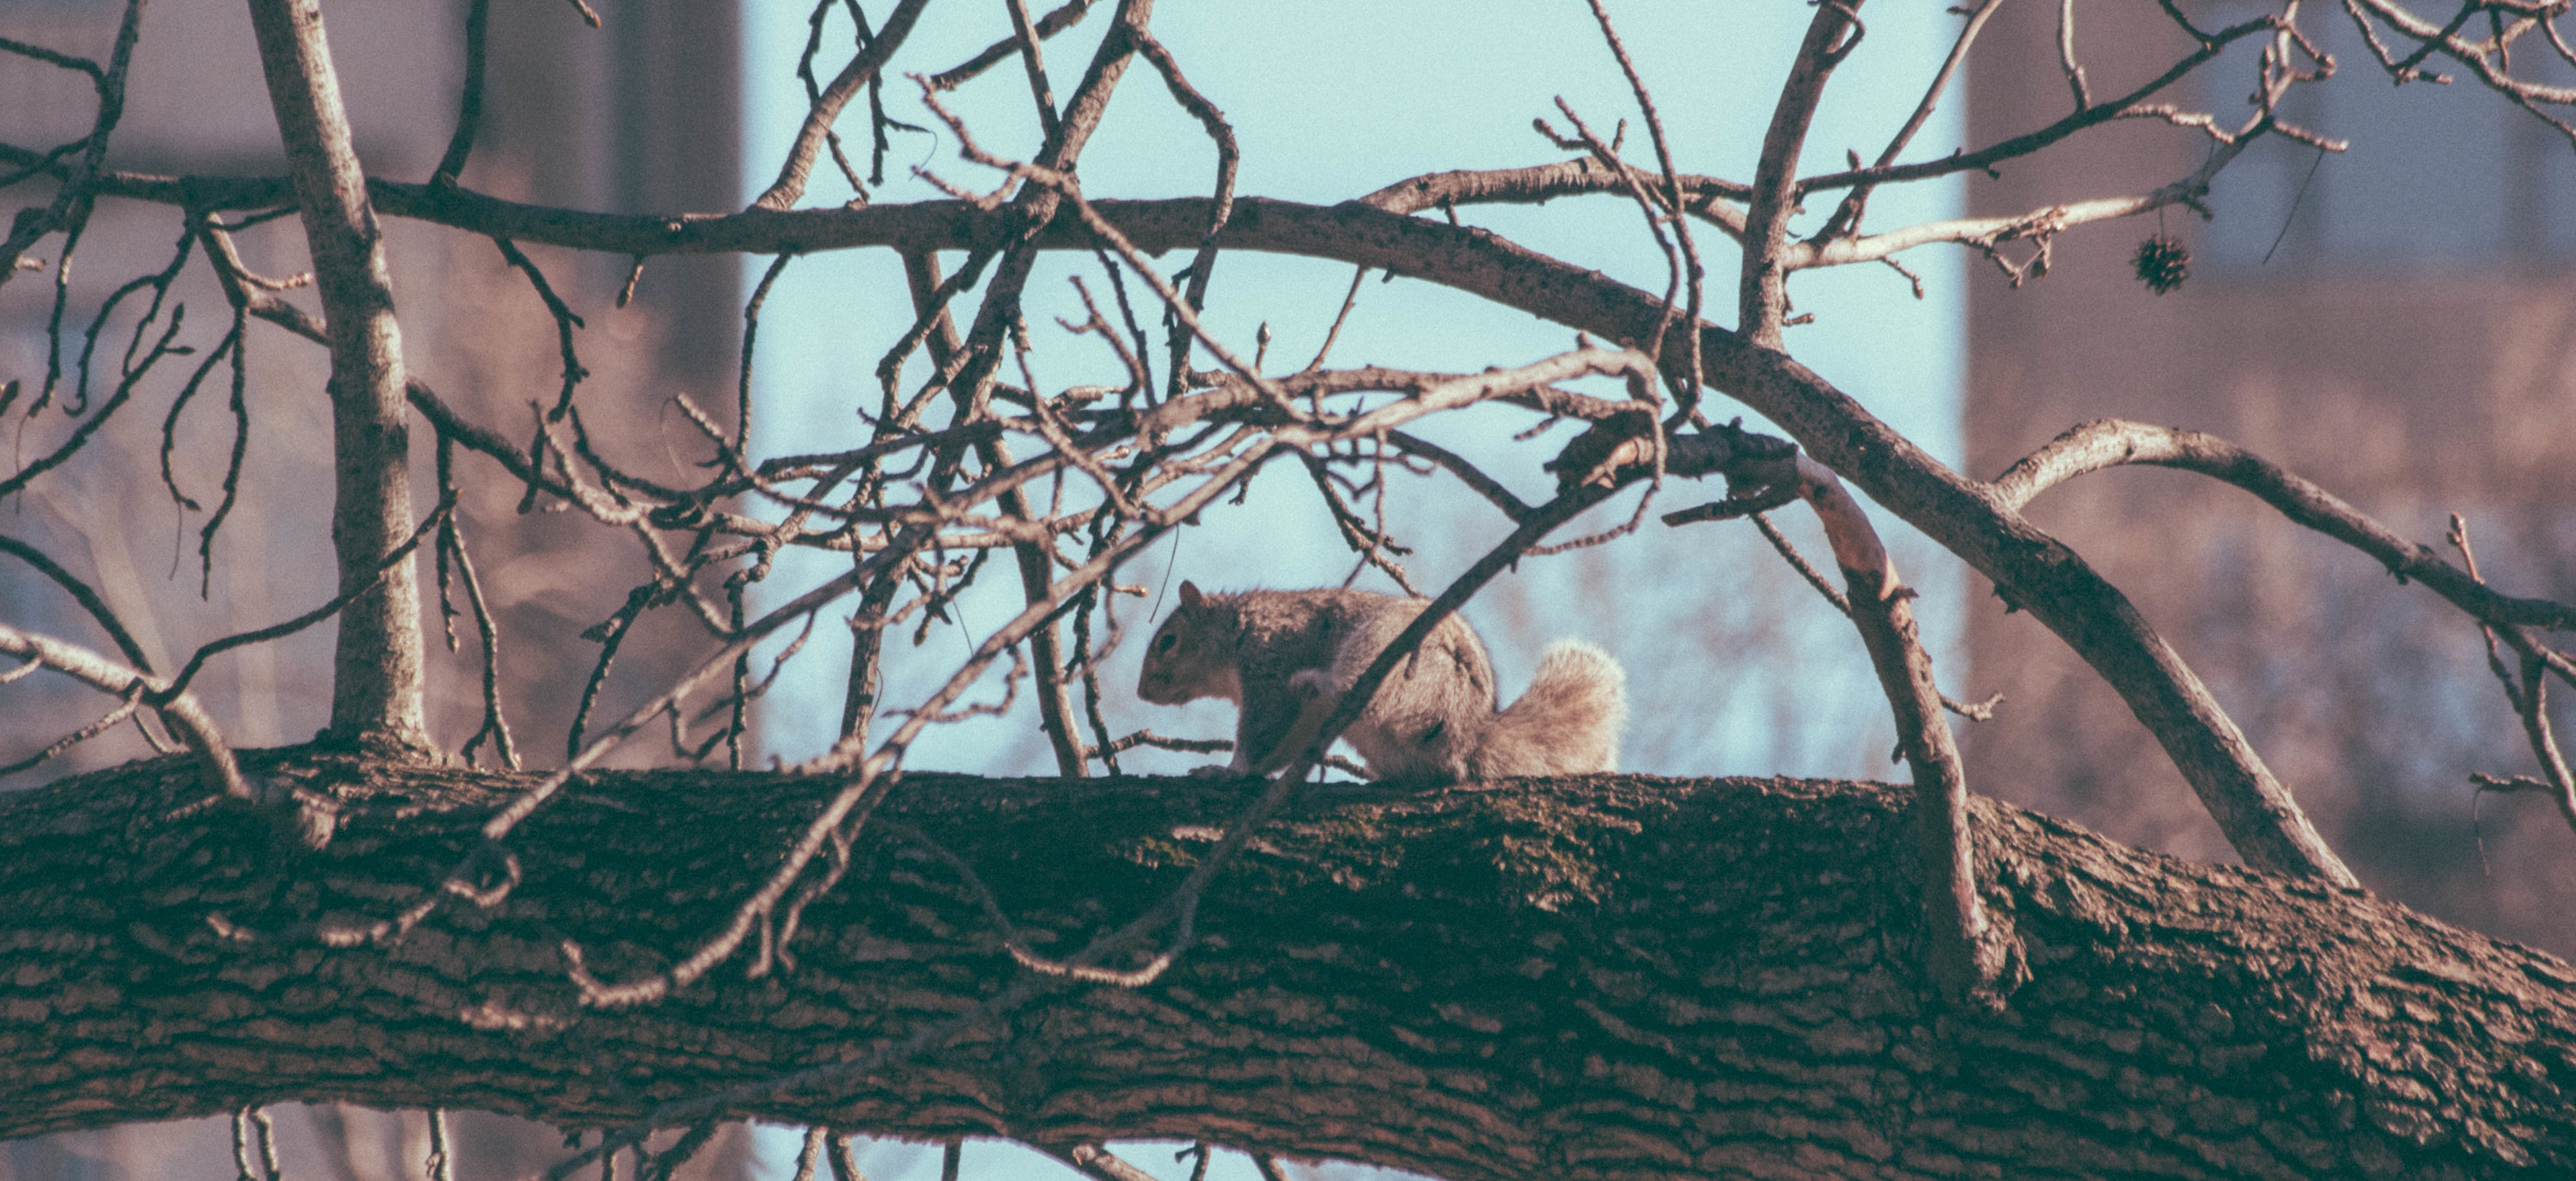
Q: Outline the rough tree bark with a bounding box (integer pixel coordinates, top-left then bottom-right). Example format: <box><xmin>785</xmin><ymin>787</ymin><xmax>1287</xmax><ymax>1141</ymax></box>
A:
<box><xmin>2</xmin><ymin>752</ymin><xmax>2567</xmax><ymax>1180</ymax></box>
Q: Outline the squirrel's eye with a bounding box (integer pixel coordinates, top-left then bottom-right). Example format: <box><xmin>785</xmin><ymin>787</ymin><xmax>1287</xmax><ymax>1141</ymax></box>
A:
<box><xmin>1155</xmin><ymin>633</ymin><xmax>1177</xmax><ymax>652</ymax></box>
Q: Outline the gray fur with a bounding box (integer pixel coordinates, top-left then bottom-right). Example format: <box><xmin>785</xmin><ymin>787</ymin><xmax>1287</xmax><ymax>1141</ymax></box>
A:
<box><xmin>1137</xmin><ymin>583</ymin><xmax>1626</xmax><ymax>782</ymax></box>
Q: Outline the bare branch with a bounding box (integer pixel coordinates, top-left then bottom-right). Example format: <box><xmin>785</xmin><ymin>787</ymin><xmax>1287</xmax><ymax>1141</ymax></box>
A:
<box><xmin>1128</xmin><ymin>27</ymin><xmax>1240</xmax><ymax>401</ymax></box>
<box><xmin>753</xmin><ymin>0</ymin><xmax>935</xmax><ymax>210</ymax></box>
<box><xmin>1384</xmin><ymin>430</ymin><xmax>1531</xmax><ymax>520</ymax></box>
<box><xmin>2344</xmin><ymin>0</ymin><xmax>2576</xmax><ymax>143</ymax></box>
<box><xmin>435</xmin><ymin>438</ymin><xmax>520</xmax><ymax>769</ymax></box>
<box><xmin>1005</xmin><ymin>0</ymin><xmax>1065</xmax><ymax>142</ymax></box>
<box><xmin>826</xmin><ymin>1131</ymin><xmax>867</xmax><ymax>1181</ymax></box>
<box><xmin>1360</xmin><ymin>158</ymin><xmax>1749</xmax><ymax>222</ymax></box>
<box><xmin>0</xmin><ymin>0</ymin><xmax>143</xmax><ymax>287</ymax></box>
<box><xmin>1054</xmin><ymin>1144</ymin><xmax>1160</xmax><ymax>1181</ymax></box>
<box><xmin>2450</xmin><ymin>516</ymin><xmax>2576</xmax><ymax>832</ymax></box>
<box><xmin>0</xmin><ymin>686</ymin><xmax>145</xmax><ymax>779</ymax></box>
<box><xmin>158</xmin><ymin>496</ymin><xmax>455</xmax><ymax>703</ymax></box>
<box><xmin>494</xmin><ymin>236</ymin><xmax>589</xmax><ymax>416</ymax></box>
<box><xmin>0</xmin><ymin>535</ymin><xmax>157</xmax><ymax>674</ymax></box>
<box><xmin>1792</xmin><ymin>12</ymin><xmax>2284</xmax><ymax>195</ymax></box>
<box><xmin>432</xmin><ymin>0</ymin><xmax>491</xmax><ymax>184</ymax></box>
<box><xmin>11</xmin><ymin>145</ymin><xmax>2363</xmax><ymax>886</ymax></box>
<box><xmin>413</xmin><ymin>1111</ymin><xmax>450</xmax><ymax>1181</ymax></box>
<box><xmin>1788</xmin><ymin>455</ymin><xmax>2007</xmax><ymax>1004</ymax></box>
<box><xmin>1582</xmin><ymin>0</ymin><xmax>1709</xmax><ymax>413</ymax></box>
<box><xmin>1817</xmin><ymin>0</ymin><xmax>2003</xmax><ymax>242</ymax></box>
<box><xmin>1741</xmin><ymin>2</ymin><xmax>1865</xmax><ymax>348</ymax></box>
<box><xmin>1994</xmin><ymin>419</ymin><xmax>2576</xmax><ymax>634</ymax></box>
<box><xmin>926</xmin><ymin>0</ymin><xmax>1098</xmax><ymax>91</ymax></box>
<box><xmin>2057</xmin><ymin>0</ymin><xmax>2093</xmax><ymax>110</ymax></box>
<box><xmin>0</xmin><ymin>621</ymin><xmax>249</xmax><ymax>802</ymax></box>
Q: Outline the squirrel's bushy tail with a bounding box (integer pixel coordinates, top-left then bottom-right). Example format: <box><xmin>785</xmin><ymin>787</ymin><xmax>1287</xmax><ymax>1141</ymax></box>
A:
<box><xmin>1470</xmin><ymin>640</ymin><xmax>1626</xmax><ymax>777</ymax></box>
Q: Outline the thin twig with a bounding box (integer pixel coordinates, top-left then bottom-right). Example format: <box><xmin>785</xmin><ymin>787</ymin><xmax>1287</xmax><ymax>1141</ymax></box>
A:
<box><xmin>427</xmin><ymin>1108</ymin><xmax>455</xmax><ymax>1181</ymax></box>
<box><xmin>927</xmin><ymin>0</ymin><xmax>1098</xmax><ymax>91</ymax></box>
<box><xmin>753</xmin><ymin>0</ymin><xmax>935</xmax><ymax>210</ymax></box>
<box><xmin>433</xmin><ymin>0</ymin><xmax>492</xmax><ymax>182</ymax></box>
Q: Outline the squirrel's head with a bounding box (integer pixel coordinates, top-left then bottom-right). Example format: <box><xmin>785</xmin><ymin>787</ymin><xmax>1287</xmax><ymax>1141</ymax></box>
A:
<box><xmin>1137</xmin><ymin>580</ymin><xmax>1231</xmax><ymax>705</ymax></box>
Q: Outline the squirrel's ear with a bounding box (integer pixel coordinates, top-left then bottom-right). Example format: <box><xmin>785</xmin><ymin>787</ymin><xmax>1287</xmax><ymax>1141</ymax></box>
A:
<box><xmin>1179</xmin><ymin>580</ymin><xmax>1203</xmax><ymax>609</ymax></box>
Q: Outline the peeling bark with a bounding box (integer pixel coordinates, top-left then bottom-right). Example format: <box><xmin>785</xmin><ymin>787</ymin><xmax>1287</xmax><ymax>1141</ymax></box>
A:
<box><xmin>1</xmin><ymin>752</ymin><xmax>2567</xmax><ymax>1179</ymax></box>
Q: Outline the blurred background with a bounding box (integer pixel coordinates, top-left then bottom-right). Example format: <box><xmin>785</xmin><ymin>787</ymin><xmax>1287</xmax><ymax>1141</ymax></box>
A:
<box><xmin>2</xmin><ymin>0</ymin><xmax>2569</xmax><ymax>1177</ymax></box>
<box><xmin>1963</xmin><ymin>2</ymin><xmax>2576</xmax><ymax>952</ymax></box>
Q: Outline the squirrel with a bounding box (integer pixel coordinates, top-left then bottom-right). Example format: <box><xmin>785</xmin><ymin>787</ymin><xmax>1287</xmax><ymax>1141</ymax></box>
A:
<box><xmin>1135</xmin><ymin>581</ymin><xmax>1626</xmax><ymax>782</ymax></box>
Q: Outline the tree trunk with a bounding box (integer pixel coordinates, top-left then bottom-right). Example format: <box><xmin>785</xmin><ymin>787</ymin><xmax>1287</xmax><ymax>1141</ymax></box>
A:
<box><xmin>243</xmin><ymin>0</ymin><xmax>430</xmax><ymax>753</ymax></box>
<box><xmin>1</xmin><ymin>753</ymin><xmax>2567</xmax><ymax>1179</ymax></box>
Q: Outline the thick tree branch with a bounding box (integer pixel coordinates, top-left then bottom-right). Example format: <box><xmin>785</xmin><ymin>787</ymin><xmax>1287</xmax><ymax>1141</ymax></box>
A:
<box><xmin>0</xmin><ymin>756</ymin><xmax>2567</xmax><ymax>1178</ymax></box>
